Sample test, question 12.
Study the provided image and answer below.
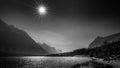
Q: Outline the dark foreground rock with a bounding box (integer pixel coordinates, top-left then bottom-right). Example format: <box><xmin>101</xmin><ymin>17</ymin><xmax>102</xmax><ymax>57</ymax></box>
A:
<box><xmin>72</xmin><ymin>61</ymin><xmax>113</xmax><ymax>68</ymax></box>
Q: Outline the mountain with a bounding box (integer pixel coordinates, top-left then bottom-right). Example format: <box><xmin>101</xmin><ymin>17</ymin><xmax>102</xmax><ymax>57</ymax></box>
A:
<box><xmin>89</xmin><ymin>33</ymin><xmax>120</xmax><ymax>48</ymax></box>
<box><xmin>48</xmin><ymin>40</ymin><xmax>120</xmax><ymax>60</ymax></box>
<box><xmin>0</xmin><ymin>19</ymin><xmax>48</xmax><ymax>56</ymax></box>
<box><xmin>38</xmin><ymin>43</ymin><xmax>62</xmax><ymax>54</ymax></box>
<box><xmin>88</xmin><ymin>40</ymin><xmax>120</xmax><ymax>59</ymax></box>
<box><xmin>48</xmin><ymin>32</ymin><xmax>120</xmax><ymax>60</ymax></box>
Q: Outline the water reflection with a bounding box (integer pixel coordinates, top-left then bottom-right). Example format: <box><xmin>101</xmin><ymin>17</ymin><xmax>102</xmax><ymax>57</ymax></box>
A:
<box><xmin>0</xmin><ymin>56</ymin><xmax>90</xmax><ymax>68</ymax></box>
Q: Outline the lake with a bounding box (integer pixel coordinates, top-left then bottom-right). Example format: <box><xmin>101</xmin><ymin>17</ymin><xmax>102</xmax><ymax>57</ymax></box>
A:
<box><xmin>0</xmin><ymin>56</ymin><xmax>91</xmax><ymax>68</ymax></box>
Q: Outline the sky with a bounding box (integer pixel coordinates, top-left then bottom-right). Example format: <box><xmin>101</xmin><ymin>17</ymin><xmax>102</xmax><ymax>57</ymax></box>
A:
<box><xmin>0</xmin><ymin>0</ymin><xmax>120</xmax><ymax>52</ymax></box>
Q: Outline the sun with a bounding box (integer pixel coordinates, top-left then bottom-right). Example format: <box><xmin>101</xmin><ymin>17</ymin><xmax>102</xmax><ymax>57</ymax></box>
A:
<box><xmin>33</xmin><ymin>0</ymin><xmax>48</xmax><ymax>16</ymax></box>
<box><xmin>37</xmin><ymin>5</ymin><xmax>47</xmax><ymax>15</ymax></box>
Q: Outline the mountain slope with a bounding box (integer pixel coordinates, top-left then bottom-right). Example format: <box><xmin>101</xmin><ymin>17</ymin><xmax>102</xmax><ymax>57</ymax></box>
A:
<box><xmin>89</xmin><ymin>33</ymin><xmax>120</xmax><ymax>48</ymax></box>
<box><xmin>49</xmin><ymin>40</ymin><xmax>120</xmax><ymax>60</ymax></box>
<box><xmin>38</xmin><ymin>43</ymin><xmax>62</xmax><ymax>54</ymax></box>
<box><xmin>0</xmin><ymin>19</ymin><xmax>48</xmax><ymax>55</ymax></box>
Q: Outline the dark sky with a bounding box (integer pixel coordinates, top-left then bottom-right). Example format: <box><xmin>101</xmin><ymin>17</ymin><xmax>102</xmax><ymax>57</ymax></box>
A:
<box><xmin>0</xmin><ymin>0</ymin><xmax>120</xmax><ymax>52</ymax></box>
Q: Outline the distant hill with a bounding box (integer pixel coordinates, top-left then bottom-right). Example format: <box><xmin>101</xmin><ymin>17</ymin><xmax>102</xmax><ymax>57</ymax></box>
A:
<box><xmin>89</xmin><ymin>33</ymin><xmax>120</xmax><ymax>48</ymax></box>
<box><xmin>0</xmin><ymin>19</ymin><xmax>49</xmax><ymax>56</ymax></box>
<box><xmin>38</xmin><ymin>43</ymin><xmax>62</xmax><ymax>54</ymax></box>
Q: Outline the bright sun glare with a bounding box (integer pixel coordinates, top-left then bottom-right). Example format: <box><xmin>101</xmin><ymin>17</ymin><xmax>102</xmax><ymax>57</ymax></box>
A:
<box><xmin>37</xmin><ymin>5</ymin><xmax>47</xmax><ymax>15</ymax></box>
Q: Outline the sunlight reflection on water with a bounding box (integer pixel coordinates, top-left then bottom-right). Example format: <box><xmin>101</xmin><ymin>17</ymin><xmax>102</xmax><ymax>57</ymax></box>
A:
<box><xmin>0</xmin><ymin>56</ymin><xmax>91</xmax><ymax>68</ymax></box>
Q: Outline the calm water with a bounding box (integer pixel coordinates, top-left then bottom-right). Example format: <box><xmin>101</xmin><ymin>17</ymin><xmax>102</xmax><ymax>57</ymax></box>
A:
<box><xmin>0</xmin><ymin>56</ymin><xmax>91</xmax><ymax>68</ymax></box>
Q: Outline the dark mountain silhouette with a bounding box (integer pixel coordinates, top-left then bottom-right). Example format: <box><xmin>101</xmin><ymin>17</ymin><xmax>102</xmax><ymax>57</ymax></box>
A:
<box><xmin>0</xmin><ymin>19</ymin><xmax>49</xmax><ymax>56</ymax></box>
<box><xmin>89</xmin><ymin>33</ymin><xmax>120</xmax><ymax>48</ymax></box>
<box><xmin>38</xmin><ymin>43</ymin><xmax>62</xmax><ymax>54</ymax></box>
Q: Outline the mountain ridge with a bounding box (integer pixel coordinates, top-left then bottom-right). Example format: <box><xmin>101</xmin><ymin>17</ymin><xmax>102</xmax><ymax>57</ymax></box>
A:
<box><xmin>0</xmin><ymin>19</ymin><xmax>49</xmax><ymax>55</ymax></box>
<box><xmin>89</xmin><ymin>32</ymin><xmax>120</xmax><ymax>48</ymax></box>
<box><xmin>38</xmin><ymin>43</ymin><xmax>62</xmax><ymax>54</ymax></box>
